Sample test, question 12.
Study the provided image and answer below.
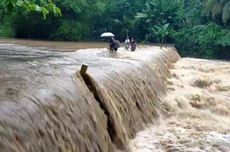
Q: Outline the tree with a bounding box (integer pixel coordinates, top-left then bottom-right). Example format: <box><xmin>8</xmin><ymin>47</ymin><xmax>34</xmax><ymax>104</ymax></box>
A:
<box><xmin>51</xmin><ymin>0</ymin><xmax>106</xmax><ymax>40</ymax></box>
<box><xmin>98</xmin><ymin>0</ymin><xmax>138</xmax><ymax>40</ymax></box>
<box><xmin>134</xmin><ymin>0</ymin><xmax>184</xmax><ymax>42</ymax></box>
<box><xmin>0</xmin><ymin>0</ymin><xmax>61</xmax><ymax>19</ymax></box>
<box><xmin>205</xmin><ymin>0</ymin><xmax>230</xmax><ymax>23</ymax></box>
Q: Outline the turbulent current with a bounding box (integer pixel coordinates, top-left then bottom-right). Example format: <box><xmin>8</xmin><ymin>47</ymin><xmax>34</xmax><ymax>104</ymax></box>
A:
<box><xmin>0</xmin><ymin>42</ymin><xmax>229</xmax><ymax>152</ymax></box>
<box><xmin>129</xmin><ymin>58</ymin><xmax>230</xmax><ymax>152</ymax></box>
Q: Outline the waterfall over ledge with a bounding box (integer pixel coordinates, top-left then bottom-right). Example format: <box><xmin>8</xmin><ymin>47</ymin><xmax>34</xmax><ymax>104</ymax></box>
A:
<box><xmin>0</xmin><ymin>45</ymin><xmax>179</xmax><ymax>151</ymax></box>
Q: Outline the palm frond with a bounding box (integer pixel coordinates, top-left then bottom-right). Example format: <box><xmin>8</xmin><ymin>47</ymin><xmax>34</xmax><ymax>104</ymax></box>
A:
<box><xmin>211</xmin><ymin>2</ymin><xmax>222</xmax><ymax>18</ymax></box>
<box><xmin>205</xmin><ymin>0</ymin><xmax>230</xmax><ymax>22</ymax></box>
<box><xmin>205</xmin><ymin>0</ymin><xmax>218</xmax><ymax>14</ymax></box>
<box><xmin>222</xmin><ymin>1</ymin><xmax>230</xmax><ymax>23</ymax></box>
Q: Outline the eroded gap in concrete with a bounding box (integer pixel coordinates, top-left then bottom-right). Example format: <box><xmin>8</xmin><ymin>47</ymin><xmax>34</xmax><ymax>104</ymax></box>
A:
<box><xmin>80</xmin><ymin>72</ymin><xmax>124</xmax><ymax>149</ymax></box>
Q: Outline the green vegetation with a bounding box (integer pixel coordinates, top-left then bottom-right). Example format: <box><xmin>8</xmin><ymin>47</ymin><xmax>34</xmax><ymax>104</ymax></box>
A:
<box><xmin>205</xmin><ymin>0</ymin><xmax>230</xmax><ymax>23</ymax></box>
<box><xmin>0</xmin><ymin>0</ymin><xmax>61</xmax><ymax>18</ymax></box>
<box><xmin>0</xmin><ymin>0</ymin><xmax>229</xmax><ymax>59</ymax></box>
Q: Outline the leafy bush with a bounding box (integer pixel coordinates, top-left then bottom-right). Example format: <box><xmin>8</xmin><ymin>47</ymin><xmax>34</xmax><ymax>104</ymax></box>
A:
<box><xmin>174</xmin><ymin>23</ymin><xmax>230</xmax><ymax>59</ymax></box>
<box><xmin>0</xmin><ymin>15</ymin><xmax>15</xmax><ymax>37</ymax></box>
<box><xmin>134</xmin><ymin>0</ymin><xmax>183</xmax><ymax>42</ymax></box>
<box><xmin>0</xmin><ymin>24</ymin><xmax>14</xmax><ymax>37</ymax></box>
<box><xmin>51</xmin><ymin>20</ymin><xmax>90</xmax><ymax>41</ymax></box>
<box><xmin>13</xmin><ymin>12</ymin><xmax>58</xmax><ymax>39</ymax></box>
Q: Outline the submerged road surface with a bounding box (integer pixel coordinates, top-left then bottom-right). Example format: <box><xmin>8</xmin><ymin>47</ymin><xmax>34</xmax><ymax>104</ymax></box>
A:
<box><xmin>1</xmin><ymin>41</ymin><xmax>229</xmax><ymax>152</ymax></box>
<box><xmin>0</xmin><ymin>43</ymin><xmax>179</xmax><ymax>151</ymax></box>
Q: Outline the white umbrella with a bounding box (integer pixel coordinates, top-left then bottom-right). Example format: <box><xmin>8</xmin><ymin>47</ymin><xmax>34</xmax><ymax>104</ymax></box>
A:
<box><xmin>100</xmin><ymin>32</ymin><xmax>115</xmax><ymax>37</ymax></box>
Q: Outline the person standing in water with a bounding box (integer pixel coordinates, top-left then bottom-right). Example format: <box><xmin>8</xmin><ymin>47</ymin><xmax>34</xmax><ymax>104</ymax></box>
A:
<box><xmin>130</xmin><ymin>37</ymin><xmax>136</xmax><ymax>51</ymax></box>
<box><xmin>109</xmin><ymin>37</ymin><xmax>120</xmax><ymax>52</ymax></box>
<box><xmin>109</xmin><ymin>37</ymin><xmax>115</xmax><ymax>51</ymax></box>
<box><xmin>125</xmin><ymin>36</ymin><xmax>130</xmax><ymax>50</ymax></box>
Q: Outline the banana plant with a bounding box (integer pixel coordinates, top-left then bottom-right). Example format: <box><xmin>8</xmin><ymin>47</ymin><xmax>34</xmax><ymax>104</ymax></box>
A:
<box><xmin>151</xmin><ymin>23</ymin><xmax>170</xmax><ymax>47</ymax></box>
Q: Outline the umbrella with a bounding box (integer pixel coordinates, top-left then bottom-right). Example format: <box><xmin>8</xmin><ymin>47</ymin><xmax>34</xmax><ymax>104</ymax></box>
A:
<box><xmin>100</xmin><ymin>32</ymin><xmax>115</xmax><ymax>37</ymax></box>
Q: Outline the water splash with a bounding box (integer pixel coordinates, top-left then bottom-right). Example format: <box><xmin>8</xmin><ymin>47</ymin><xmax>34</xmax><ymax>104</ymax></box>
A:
<box><xmin>129</xmin><ymin>58</ymin><xmax>230</xmax><ymax>152</ymax></box>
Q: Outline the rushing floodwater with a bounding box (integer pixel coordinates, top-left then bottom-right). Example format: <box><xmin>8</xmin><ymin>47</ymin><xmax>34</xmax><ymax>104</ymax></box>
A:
<box><xmin>0</xmin><ymin>38</ymin><xmax>107</xmax><ymax>50</ymax></box>
<box><xmin>0</xmin><ymin>39</ymin><xmax>229</xmax><ymax>152</ymax></box>
<box><xmin>129</xmin><ymin>58</ymin><xmax>230</xmax><ymax>152</ymax></box>
<box><xmin>0</xmin><ymin>40</ymin><xmax>179</xmax><ymax>151</ymax></box>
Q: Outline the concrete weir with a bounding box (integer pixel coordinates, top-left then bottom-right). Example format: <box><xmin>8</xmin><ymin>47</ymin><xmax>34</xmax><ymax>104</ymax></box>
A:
<box><xmin>0</xmin><ymin>44</ymin><xmax>179</xmax><ymax>151</ymax></box>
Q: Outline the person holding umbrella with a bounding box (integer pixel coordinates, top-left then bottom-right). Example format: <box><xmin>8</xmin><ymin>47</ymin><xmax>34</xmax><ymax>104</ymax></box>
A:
<box><xmin>108</xmin><ymin>37</ymin><xmax>120</xmax><ymax>52</ymax></box>
<box><xmin>109</xmin><ymin>37</ymin><xmax>115</xmax><ymax>51</ymax></box>
<box><xmin>100</xmin><ymin>32</ymin><xmax>120</xmax><ymax>52</ymax></box>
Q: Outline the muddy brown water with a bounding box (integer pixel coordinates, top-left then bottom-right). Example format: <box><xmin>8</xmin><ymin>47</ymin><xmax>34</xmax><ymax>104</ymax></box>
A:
<box><xmin>129</xmin><ymin>58</ymin><xmax>230</xmax><ymax>152</ymax></box>
<box><xmin>0</xmin><ymin>40</ymin><xmax>179</xmax><ymax>152</ymax></box>
<box><xmin>0</xmin><ymin>38</ymin><xmax>107</xmax><ymax>51</ymax></box>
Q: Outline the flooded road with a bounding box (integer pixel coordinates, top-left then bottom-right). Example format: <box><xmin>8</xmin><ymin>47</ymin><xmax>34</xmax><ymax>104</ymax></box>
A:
<box><xmin>0</xmin><ymin>38</ymin><xmax>107</xmax><ymax>51</ymax></box>
<box><xmin>1</xmin><ymin>40</ymin><xmax>229</xmax><ymax>152</ymax></box>
<box><xmin>129</xmin><ymin>58</ymin><xmax>230</xmax><ymax>152</ymax></box>
<box><xmin>0</xmin><ymin>41</ymin><xmax>179</xmax><ymax>151</ymax></box>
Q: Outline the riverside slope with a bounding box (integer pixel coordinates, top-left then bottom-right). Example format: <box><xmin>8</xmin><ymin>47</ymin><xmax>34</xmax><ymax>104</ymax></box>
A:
<box><xmin>0</xmin><ymin>44</ymin><xmax>179</xmax><ymax>151</ymax></box>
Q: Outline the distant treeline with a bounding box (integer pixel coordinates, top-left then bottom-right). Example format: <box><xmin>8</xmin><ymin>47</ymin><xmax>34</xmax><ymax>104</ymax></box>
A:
<box><xmin>0</xmin><ymin>0</ymin><xmax>230</xmax><ymax>59</ymax></box>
